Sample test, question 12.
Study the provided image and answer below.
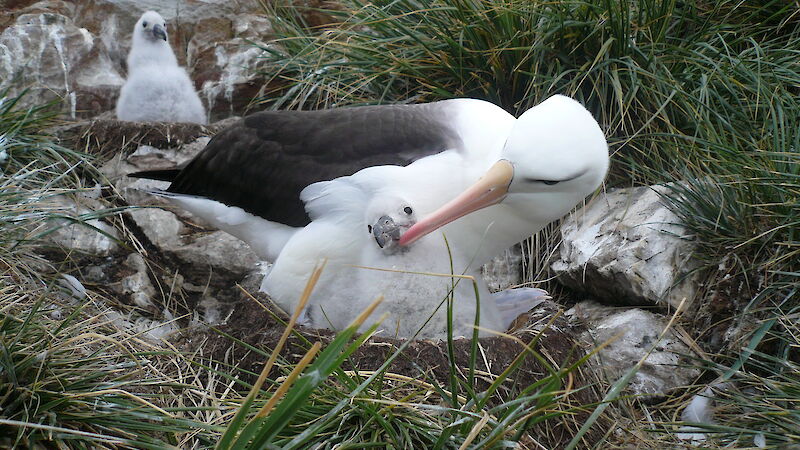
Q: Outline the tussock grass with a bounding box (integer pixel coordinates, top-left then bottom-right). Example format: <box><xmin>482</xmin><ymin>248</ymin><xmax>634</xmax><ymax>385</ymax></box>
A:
<box><xmin>0</xmin><ymin>91</ymin><xmax>220</xmax><ymax>448</ymax></box>
<box><xmin>0</xmin><ymin>294</ymin><xmax>216</xmax><ymax>448</ymax></box>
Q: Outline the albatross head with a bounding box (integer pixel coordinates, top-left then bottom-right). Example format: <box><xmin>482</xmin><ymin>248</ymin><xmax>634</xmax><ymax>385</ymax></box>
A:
<box><xmin>398</xmin><ymin>95</ymin><xmax>609</xmax><ymax>247</ymax></box>
<box><xmin>134</xmin><ymin>11</ymin><xmax>168</xmax><ymax>43</ymax></box>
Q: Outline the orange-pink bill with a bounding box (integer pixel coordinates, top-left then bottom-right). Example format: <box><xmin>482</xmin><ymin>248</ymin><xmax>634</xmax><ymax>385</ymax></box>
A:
<box><xmin>398</xmin><ymin>159</ymin><xmax>514</xmax><ymax>247</ymax></box>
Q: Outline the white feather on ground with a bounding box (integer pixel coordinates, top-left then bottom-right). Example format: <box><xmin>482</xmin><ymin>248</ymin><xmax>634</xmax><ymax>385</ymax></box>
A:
<box><xmin>677</xmin><ymin>382</ymin><xmax>731</xmax><ymax>443</ymax></box>
<box><xmin>677</xmin><ymin>382</ymin><xmax>767</xmax><ymax>448</ymax></box>
<box><xmin>116</xmin><ymin>11</ymin><xmax>207</xmax><ymax>124</ymax></box>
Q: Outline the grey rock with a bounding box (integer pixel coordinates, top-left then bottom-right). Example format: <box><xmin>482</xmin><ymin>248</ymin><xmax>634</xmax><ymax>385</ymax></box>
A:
<box><xmin>102</xmin><ymin>309</ymin><xmax>179</xmax><ymax>343</ymax></box>
<box><xmin>127</xmin><ymin>207</ymin><xmax>182</xmax><ymax>249</ymax></box>
<box><xmin>46</xmin><ymin>195</ymin><xmax>120</xmax><ymax>256</ymax></box>
<box><xmin>173</xmin><ymin>230</ymin><xmax>259</xmax><ymax>275</ymax></box>
<box><xmin>568</xmin><ymin>301</ymin><xmax>699</xmax><ymax>398</ymax></box>
<box><xmin>82</xmin><ymin>264</ymin><xmax>109</xmax><ymax>283</ymax></box>
<box><xmin>99</xmin><ymin>133</ymin><xmax>259</xmax><ymax>276</ymax></box>
<box><xmin>0</xmin><ymin>10</ymin><xmax>123</xmax><ymax>118</ymax></box>
<box><xmin>552</xmin><ymin>185</ymin><xmax>698</xmax><ymax>309</ymax></box>
<box><xmin>240</xmin><ymin>261</ymin><xmax>273</xmax><ymax>294</ymax></box>
<box><xmin>2</xmin><ymin>1</ymin><xmax>272</xmax><ymax>119</ymax></box>
<box><xmin>119</xmin><ymin>252</ymin><xmax>156</xmax><ymax>308</ymax></box>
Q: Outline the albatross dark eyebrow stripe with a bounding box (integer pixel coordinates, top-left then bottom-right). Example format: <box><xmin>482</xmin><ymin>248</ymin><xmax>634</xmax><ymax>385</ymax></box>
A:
<box><xmin>523</xmin><ymin>168</ymin><xmax>589</xmax><ymax>184</ymax></box>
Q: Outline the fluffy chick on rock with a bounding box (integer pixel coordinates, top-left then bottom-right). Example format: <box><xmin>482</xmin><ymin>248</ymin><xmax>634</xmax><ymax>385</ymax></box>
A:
<box><xmin>116</xmin><ymin>11</ymin><xmax>207</xmax><ymax>124</ymax></box>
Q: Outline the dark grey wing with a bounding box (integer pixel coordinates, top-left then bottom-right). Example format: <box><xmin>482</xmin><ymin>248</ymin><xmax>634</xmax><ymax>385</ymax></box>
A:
<box><xmin>128</xmin><ymin>168</ymin><xmax>181</xmax><ymax>182</ymax></box>
<box><xmin>163</xmin><ymin>102</ymin><xmax>460</xmax><ymax>227</ymax></box>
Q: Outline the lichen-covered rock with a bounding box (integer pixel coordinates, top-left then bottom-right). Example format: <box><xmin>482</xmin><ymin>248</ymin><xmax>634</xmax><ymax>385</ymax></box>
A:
<box><xmin>1</xmin><ymin>0</ymin><xmax>273</xmax><ymax>120</ymax></box>
<box><xmin>99</xmin><ymin>123</ymin><xmax>259</xmax><ymax>276</ymax></box>
<box><xmin>0</xmin><ymin>9</ymin><xmax>123</xmax><ymax>117</ymax></box>
<box><xmin>46</xmin><ymin>195</ymin><xmax>120</xmax><ymax>256</ymax></box>
<box><xmin>119</xmin><ymin>252</ymin><xmax>157</xmax><ymax>309</ymax></box>
<box><xmin>568</xmin><ymin>301</ymin><xmax>699</xmax><ymax>398</ymax></box>
<box><xmin>552</xmin><ymin>185</ymin><xmax>698</xmax><ymax>309</ymax></box>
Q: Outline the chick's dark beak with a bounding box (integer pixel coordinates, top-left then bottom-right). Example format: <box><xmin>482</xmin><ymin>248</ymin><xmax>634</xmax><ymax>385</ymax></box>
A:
<box><xmin>373</xmin><ymin>215</ymin><xmax>402</xmax><ymax>249</ymax></box>
<box><xmin>152</xmin><ymin>24</ymin><xmax>167</xmax><ymax>41</ymax></box>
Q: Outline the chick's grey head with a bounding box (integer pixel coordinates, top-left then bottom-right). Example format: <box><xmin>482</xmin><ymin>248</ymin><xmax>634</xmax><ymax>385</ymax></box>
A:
<box><xmin>136</xmin><ymin>11</ymin><xmax>168</xmax><ymax>42</ymax></box>
<box><xmin>365</xmin><ymin>197</ymin><xmax>417</xmax><ymax>254</ymax></box>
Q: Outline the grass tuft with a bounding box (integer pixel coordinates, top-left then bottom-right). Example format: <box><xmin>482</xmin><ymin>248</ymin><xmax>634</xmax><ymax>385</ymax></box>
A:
<box><xmin>0</xmin><ymin>90</ymin><xmax>219</xmax><ymax>448</ymax></box>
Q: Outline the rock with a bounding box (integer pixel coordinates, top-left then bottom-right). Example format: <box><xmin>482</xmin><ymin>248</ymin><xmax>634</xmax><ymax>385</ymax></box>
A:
<box><xmin>0</xmin><ymin>9</ymin><xmax>123</xmax><ymax>118</ymax></box>
<box><xmin>102</xmin><ymin>308</ymin><xmax>179</xmax><ymax>342</ymax></box>
<box><xmin>568</xmin><ymin>301</ymin><xmax>699</xmax><ymax>398</ymax></box>
<box><xmin>117</xmin><ymin>181</ymin><xmax>259</xmax><ymax>276</ymax></box>
<box><xmin>190</xmin><ymin>10</ymin><xmax>273</xmax><ymax>118</ymax></box>
<box><xmin>82</xmin><ymin>263</ymin><xmax>111</xmax><ymax>284</ymax></box>
<box><xmin>46</xmin><ymin>195</ymin><xmax>120</xmax><ymax>256</ymax></box>
<box><xmin>171</xmin><ymin>229</ymin><xmax>260</xmax><ymax>276</ymax></box>
<box><xmin>127</xmin><ymin>207</ymin><xmax>183</xmax><ymax>249</ymax></box>
<box><xmin>241</xmin><ymin>261</ymin><xmax>273</xmax><ymax>294</ymax></box>
<box><xmin>1</xmin><ymin>0</ymin><xmax>274</xmax><ymax>119</ymax></box>
<box><xmin>481</xmin><ymin>245</ymin><xmax>523</xmax><ymax>292</ymax></box>
<box><xmin>98</xmin><ymin>124</ymin><xmax>260</xmax><ymax>276</ymax></box>
<box><xmin>119</xmin><ymin>252</ymin><xmax>157</xmax><ymax>309</ymax></box>
<box><xmin>552</xmin><ymin>185</ymin><xmax>699</xmax><ymax>309</ymax></box>
<box><xmin>198</xmin><ymin>41</ymin><xmax>267</xmax><ymax>118</ymax></box>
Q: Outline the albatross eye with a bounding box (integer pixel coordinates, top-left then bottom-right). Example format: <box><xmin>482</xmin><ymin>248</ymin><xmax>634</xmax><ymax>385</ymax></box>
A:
<box><xmin>525</xmin><ymin>178</ymin><xmax>561</xmax><ymax>185</ymax></box>
<box><xmin>142</xmin><ymin>21</ymin><xmax>148</xmax><ymax>27</ymax></box>
<box><xmin>367</xmin><ymin>224</ymin><xmax>373</xmax><ymax>233</ymax></box>
<box><xmin>403</xmin><ymin>206</ymin><xmax>413</xmax><ymax>215</ymax></box>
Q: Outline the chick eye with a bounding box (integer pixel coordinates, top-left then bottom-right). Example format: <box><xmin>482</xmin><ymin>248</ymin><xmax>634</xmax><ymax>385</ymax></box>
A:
<box><xmin>367</xmin><ymin>225</ymin><xmax>373</xmax><ymax>233</ymax></box>
<box><xmin>403</xmin><ymin>206</ymin><xmax>413</xmax><ymax>215</ymax></box>
<box><xmin>142</xmin><ymin>21</ymin><xmax>148</xmax><ymax>27</ymax></box>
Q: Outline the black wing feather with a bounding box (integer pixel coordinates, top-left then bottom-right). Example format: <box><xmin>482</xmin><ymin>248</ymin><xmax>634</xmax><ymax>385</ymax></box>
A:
<box><xmin>128</xmin><ymin>168</ymin><xmax>181</xmax><ymax>182</ymax></box>
<box><xmin>162</xmin><ymin>102</ymin><xmax>459</xmax><ymax>227</ymax></box>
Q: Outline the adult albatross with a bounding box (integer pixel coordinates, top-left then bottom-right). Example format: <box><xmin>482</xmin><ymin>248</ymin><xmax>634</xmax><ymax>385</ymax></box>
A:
<box><xmin>131</xmin><ymin>95</ymin><xmax>608</xmax><ymax>339</ymax></box>
<box><xmin>133</xmin><ymin>99</ymin><xmax>512</xmax><ymax>262</ymax></box>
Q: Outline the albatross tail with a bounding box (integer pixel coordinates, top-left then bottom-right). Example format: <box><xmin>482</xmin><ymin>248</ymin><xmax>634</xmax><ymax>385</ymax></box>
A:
<box><xmin>141</xmin><ymin>189</ymin><xmax>299</xmax><ymax>262</ymax></box>
<box><xmin>128</xmin><ymin>169</ymin><xmax>181</xmax><ymax>182</ymax></box>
